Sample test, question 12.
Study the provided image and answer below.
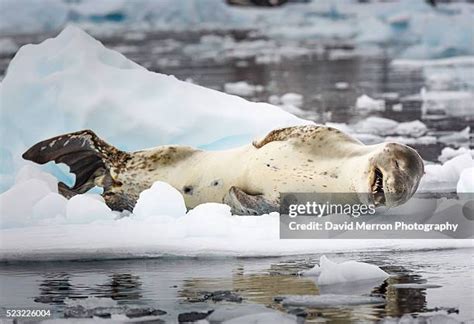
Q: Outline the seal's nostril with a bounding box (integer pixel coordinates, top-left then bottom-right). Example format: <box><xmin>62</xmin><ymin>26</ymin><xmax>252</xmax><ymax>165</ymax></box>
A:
<box><xmin>395</xmin><ymin>160</ymin><xmax>400</xmax><ymax>169</ymax></box>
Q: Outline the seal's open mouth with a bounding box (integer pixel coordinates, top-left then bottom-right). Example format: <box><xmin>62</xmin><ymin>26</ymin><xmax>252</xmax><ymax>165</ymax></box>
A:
<box><xmin>371</xmin><ymin>167</ymin><xmax>385</xmax><ymax>206</ymax></box>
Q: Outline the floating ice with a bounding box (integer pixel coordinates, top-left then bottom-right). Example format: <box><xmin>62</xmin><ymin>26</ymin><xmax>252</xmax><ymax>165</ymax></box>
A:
<box><xmin>419</xmin><ymin>153</ymin><xmax>474</xmax><ymax>193</ymax></box>
<box><xmin>222</xmin><ymin>312</ymin><xmax>297</xmax><ymax>324</ymax></box>
<box><xmin>280</xmin><ymin>93</ymin><xmax>303</xmax><ymax>108</ymax></box>
<box><xmin>438</xmin><ymin>147</ymin><xmax>473</xmax><ymax>163</ymax></box>
<box><xmin>277</xmin><ymin>294</ymin><xmax>386</xmax><ymax>308</ymax></box>
<box><xmin>392</xmin><ymin>283</ymin><xmax>441</xmax><ymax>289</ymax></box>
<box><xmin>393</xmin><ymin>56</ymin><xmax>474</xmax><ymax>68</ymax></box>
<box><xmin>316</xmin><ymin>255</ymin><xmax>389</xmax><ymax>285</ymax></box>
<box><xmin>299</xmin><ymin>264</ymin><xmax>321</xmax><ymax>277</ymax></box>
<box><xmin>355</xmin><ymin>94</ymin><xmax>385</xmax><ymax>112</ymax></box>
<box><xmin>352</xmin><ymin>117</ymin><xmax>398</xmax><ymax>135</ymax></box>
<box><xmin>209</xmin><ymin>304</ymin><xmax>276</xmax><ymax>323</ymax></box>
<box><xmin>457</xmin><ymin>167</ymin><xmax>474</xmax><ymax>193</ymax></box>
<box><xmin>439</xmin><ymin>127</ymin><xmax>471</xmax><ymax>146</ymax></box>
<box><xmin>394</xmin><ymin>120</ymin><xmax>427</xmax><ymax>138</ymax></box>
<box><xmin>223</xmin><ymin>81</ymin><xmax>264</xmax><ymax>97</ymax></box>
<box><xmin>421</xmin><ymin>90</ymin><xmax>473</xmax><ymax>118</ymax></box>
<box><xmin>335</xmin><ymin>82</ymin><xmax>349</xmax><ymax>90</ymax></box>
<box><xmin>1</xmin><ymin>162</ymin><xmax>470</xmax><ymax>259</ymax></box>
<box><xmin>384</xmin><ymin>136</ymin><xmax>436</xmax><ymax>146</ymax></box>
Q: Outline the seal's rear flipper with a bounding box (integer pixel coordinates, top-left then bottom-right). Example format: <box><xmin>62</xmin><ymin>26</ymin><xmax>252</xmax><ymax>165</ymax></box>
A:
<box><xmin>22</xmin><ymin>130</ymin><xmax>130</xmax><ymax>197</ymax></box>
<box><xmin>224</xmin><ymin>186</ymin><xmax>279</xmax><ymax>215</ymax></box>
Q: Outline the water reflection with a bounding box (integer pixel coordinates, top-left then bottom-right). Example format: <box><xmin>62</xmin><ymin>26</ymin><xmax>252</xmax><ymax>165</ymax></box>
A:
<box><xmin>34</xmin><ymin>272</ymin><xmax>143</xmax><ymax>305</ymax></box>
<box><xmin>35</xmin><ymin>273</ymin><xmax>75</xmax><ymax>304</ymax></box>
<box><xmin>95</xmin><ymin>273</ymin><xmax>142</xmax><ymax>301</ymax></box>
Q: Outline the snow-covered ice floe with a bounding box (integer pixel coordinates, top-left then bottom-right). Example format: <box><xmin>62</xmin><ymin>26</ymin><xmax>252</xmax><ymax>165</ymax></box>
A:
<box><xmin>1</xmin><ymin>164</ymin><xmax>472</xmax><ymax>261</ymax></box>
<box><xmin>0</xmin><ymin>27</ymin><xmax>473</xmax><ymax>261</ymax></box>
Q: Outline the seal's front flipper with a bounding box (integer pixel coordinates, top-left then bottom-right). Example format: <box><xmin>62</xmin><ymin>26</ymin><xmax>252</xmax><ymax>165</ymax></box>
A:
<box><xmin>224</xmin><ymin>186</ymin><xmax>279</xmax><ymax>215</ymax></box>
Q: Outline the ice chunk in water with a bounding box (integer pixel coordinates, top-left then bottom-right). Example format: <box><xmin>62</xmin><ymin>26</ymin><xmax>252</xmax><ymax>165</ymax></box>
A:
<box><xmin>277</xmin><ymin>294</ymin><xmax>386</xmax><ymax>307</ymax></box>
<box><xmin>457</xmin><ymin>167</ymin><xmax>474</xmax><ymax>193</ymax></box>
<box><xmin>438</xmin><ymin>147</ymin><xmax>473</xmax><ymax>163</ymax></box>
<box><xmin>353</xmin><ymin>117</ymin><xmax>398</xmax><ymax>135</ymax></box>
<box><xmin>224</xmin><ymin>81</ymin><xmax>264</xmax><ymax>97</ymax></box>
<box><xmin>355</xmin><ymin>94</ymin><xmax>385</xmax><ymax>112</ymax></box>
<box><xmin>280</xmin><ymin>93</ymin><xmax>303</xmax><ymax>108</ymax></box>
<box><xmin>394</xmin><ymin>120</ymin><xmax>427</xmax><ymax>137</ymax></box>
<box><xmin>317</xmin><ymin>255</ymin><xmax>389</xmax><ymax>285</ymax></box>
<box><xmin>420</xmin><ymin>153</ymin><xmax>473</xmax><ymax>193</ymax></box>
<box><xmin>301</xmin><ymin>255</ymin><xmax>389</xmax><ymax>286</ymax></box>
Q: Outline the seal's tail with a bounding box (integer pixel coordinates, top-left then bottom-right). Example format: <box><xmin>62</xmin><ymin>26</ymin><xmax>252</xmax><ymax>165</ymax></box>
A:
<box><xmin>22</xmin><ymin>130</ymin><xmax>130</xmax><ymax>198</ymax></box>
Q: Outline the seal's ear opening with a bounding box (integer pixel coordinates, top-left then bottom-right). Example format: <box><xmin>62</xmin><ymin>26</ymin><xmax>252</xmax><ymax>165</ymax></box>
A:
<box><xmin>22</xmin><ymin>130</ymin><xmax>129</xmax><ymax>196</ymax></box>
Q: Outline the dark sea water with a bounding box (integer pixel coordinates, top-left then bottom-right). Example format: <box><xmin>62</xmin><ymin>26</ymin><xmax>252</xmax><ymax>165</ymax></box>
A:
<box><xmin>1</xmin><ymin>248</ymin><xmax>473</xmax><ymax>322</ymax></box>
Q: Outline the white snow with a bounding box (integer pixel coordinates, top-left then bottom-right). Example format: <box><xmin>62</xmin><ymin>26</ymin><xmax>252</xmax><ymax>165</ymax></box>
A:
<box><xmin>223</xmin><ymin>81</ymin><xmax>264</xmax><ymax>97</ymax></box>
<box><xmin>457</xmin><ymin>167</ymin><xmax>474</xmax><ymax>193</ymax></box>
<box><xmin>355</xmin><ymin>94</ymin><xmax>385</xmax><ymax>112</ymax></box>
<box><xmin>303</xmin><ymin>255</ymin><xmax>389</xmax><ymax>286</ymax></box>
<box><xmin>133</xmin><ymin>182</ymin><xmax>186</xmax><ymax>219</ymax></box>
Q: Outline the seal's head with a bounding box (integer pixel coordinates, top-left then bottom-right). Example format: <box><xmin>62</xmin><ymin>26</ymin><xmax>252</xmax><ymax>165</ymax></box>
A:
<box><xmin>366</xmin><ymin>143</ymin><xmax>424</xmax><ymax>207</ymax></box>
